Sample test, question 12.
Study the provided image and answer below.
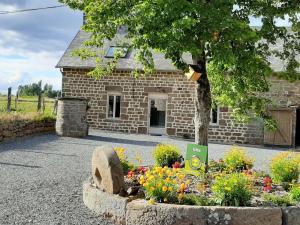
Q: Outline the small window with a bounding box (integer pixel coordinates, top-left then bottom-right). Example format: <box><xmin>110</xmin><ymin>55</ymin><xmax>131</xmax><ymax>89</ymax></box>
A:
<box><xmin>210</xmin><ymin>108</ymin><xmax>219</xmax><ymax>125</ymax></box>
<box><xmin>107</xmin><ymin>94</ymin><xmax>121</xmax><ymax>119</ymax></box>
<box><xmin>105</xmin><ymin>46</ymin><xmax>128</xmax><ymax>58</ymax></box>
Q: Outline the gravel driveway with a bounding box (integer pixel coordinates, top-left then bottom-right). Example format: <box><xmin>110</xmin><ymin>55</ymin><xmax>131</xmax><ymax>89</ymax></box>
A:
<box><xmin>0</xmin><ymin>130</ymin><xmax>297</xmax><ymax>225</ymax></box>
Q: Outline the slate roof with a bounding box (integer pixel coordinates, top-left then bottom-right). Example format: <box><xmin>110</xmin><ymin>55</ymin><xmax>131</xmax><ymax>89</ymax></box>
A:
<box><xmin>56</xmin><ymin>30</ymin><xmax>192</xmax><ymax>71</ymax></box>
<box><xmin>56</xmin><ymin>30</ymin><xmax>299</xmax><ymax>72</ymax></box>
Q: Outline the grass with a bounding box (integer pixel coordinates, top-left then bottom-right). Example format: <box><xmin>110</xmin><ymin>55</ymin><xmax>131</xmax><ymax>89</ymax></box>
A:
<box><xmin>0</xmin><ymin>96</ymin><xmax>56</xmax><ymax>122</ymax></box>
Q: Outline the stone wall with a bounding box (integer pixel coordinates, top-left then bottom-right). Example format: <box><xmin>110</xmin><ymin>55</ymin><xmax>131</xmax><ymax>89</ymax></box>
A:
<box><xmin>56</xmin><ymin>97</ymin><xmax>88</xmax><ymax>137</ymax></box>
<box><xmin>0</xmin><ymin>119</ymin><xmax>55</xmax><ymax>142</ymax></box>
<box><xmin>61</xmin><ymin>68</ymin><xmax>300</xmax><ymax>145</ymax></box>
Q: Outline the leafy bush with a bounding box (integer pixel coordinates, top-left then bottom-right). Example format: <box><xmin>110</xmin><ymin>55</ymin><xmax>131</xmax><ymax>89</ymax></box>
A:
<box><xmin>153</xmin><ymin>144</ymin><xmax>181</xmax><ymax>167</ymax></box>
<box><xmin>181</xmin><ymin>194</ymin><xmax>211</xmax><ymax>206</ymax></box>
<box><xmin>224</xmin><ymin>147</ymin><xmax>255</xmax><ymax>172</ymax></box>
<box><xmin>289</xmin><ymin>185</ymin><xmax>300</xmax><ymax>201</ymax></box>
<box><xmin>270</xmin><ymin>152</ymin><xmax>300</xmax><ymax>184</ymax></box>
<box><xmin>114</xmin><ymin>147</ymin><xmax>134</xmax><ymax>174</ymax></box>
<box><xmin>263</xmin><ymin>193</ymin><xmax>295</xmax><ymax>206</ymax></box>
<box><xmin>212</xmin><ymin>172</ymin><xmax>253</xmax><ymax>206</ymax></box>
<box><xmin>140</xmin><ymin>166</ymin><xmax>189</xmax><ymax>204</ymax></box>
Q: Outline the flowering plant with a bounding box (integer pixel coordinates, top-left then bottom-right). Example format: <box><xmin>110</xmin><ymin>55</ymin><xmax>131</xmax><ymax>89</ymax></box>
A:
<box><xmin>212</xmin><ymin>172</ymin><xmax>253</xmax><ymax>206</ymax></box>
<box><xmin>139</xmin><ymin>166</ymin><xmax>190</xmax><ymax>204</ymax></box>
<box><xmin>224</xmin><ymin>147</ymin><xmax>255</xmax><ymax>172</ymax></box>
<box><xmin>114</xmin><ymin>147</ymin><xmax>134</xmax><ymax>174</ymax></box>
<box><xmin>270</xmin><ymin>152</ymin><xmax>300</xmax><ymax>184</ymax></box>
<box><xmin>263</xmin><ymin>176</ymin><xmax>273</xmax><ymax>192</ymax></box>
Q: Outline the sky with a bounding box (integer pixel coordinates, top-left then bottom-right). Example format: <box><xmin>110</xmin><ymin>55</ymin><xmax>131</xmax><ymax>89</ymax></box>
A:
<box><xmin>0</xmin><ymin>0</ymin><xmax>82</xmax><ymax>94</ymax></box>
<box><xmin>0</xmin><ymin>1</ymin><xmax>292</xmax><ymax>95</ymax></box>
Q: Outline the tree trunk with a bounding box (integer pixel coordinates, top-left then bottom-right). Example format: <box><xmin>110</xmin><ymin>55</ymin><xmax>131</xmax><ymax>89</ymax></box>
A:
<box><xmin>193</xmin><ymin>55</ymin><xmax>212</xmax><ymax>146</ymax></box>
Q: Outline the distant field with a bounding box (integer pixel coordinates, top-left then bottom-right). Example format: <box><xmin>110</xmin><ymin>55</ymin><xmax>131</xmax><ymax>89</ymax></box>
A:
<box><xmin>0</xmin><ymin>96</ymin><xmax>56</xmax><ymax>121</ymax></box>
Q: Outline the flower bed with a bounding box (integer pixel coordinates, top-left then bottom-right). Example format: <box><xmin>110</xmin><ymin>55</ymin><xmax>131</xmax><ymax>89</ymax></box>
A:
<box><xmin>84</xmin><ymin>145</ymin><xmax>300</xmax><ymax>225</ymax></box>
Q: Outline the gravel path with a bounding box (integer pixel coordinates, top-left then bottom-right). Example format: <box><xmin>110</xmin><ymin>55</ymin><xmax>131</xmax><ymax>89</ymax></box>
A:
<box><xmin>0</xmin><ymin>130</ymin><xmax>297</xmax><ymax>225</ymax></box>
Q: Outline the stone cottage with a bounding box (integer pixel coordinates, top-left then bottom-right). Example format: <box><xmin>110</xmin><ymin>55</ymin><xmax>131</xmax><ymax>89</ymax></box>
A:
<box><xmin>56</xmin><ymin>30</ymin><xmax>300</xmax><ymax>146</ymax></box>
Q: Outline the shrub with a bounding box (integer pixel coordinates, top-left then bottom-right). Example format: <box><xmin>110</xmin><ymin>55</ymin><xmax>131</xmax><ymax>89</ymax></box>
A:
<box><xmin>224</xmin><ymin>146</ymin><xmax>255</xmax><ymax>172</ymax></box>
<box><xmin>289</xmin><ymin>184</ymin><xmax>300</xmax><ymax>201</ymax></box>
<box><xmin>263</xmin><ymin>193</ymin><xmax>295</xmax><ymax>206</ymax></box>
<box><xmin>270</xmin><ymin>152</ymin><xmax>300</xmax><ymax>184</ymax></box>
<box><xmin>153</xmin><ymin>144</ymin><xmax>181</xmax><ymax>167</ymax></box>
<box><xmin>181</xmin><ymin>194</ymin><xmax>211</xmax><ymax>206</ymax></box>
<box><xmin>114</xmin><ymin>147</ymin><xmax>134</xmax><ymax>174</ymax></box>
<box><xmin>139</xmin><ymin>166</ymin><xmax>189</xmax><ymax>204</ymax></box>
<box><xmin>212</xmin><ymin>172</ymin><xmax>253</xmax><ymax>206</ymax></box>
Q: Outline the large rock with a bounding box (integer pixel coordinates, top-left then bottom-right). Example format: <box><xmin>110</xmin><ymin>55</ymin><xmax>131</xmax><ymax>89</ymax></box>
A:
<box><xmin>83</xmin><ymin>181</ymin><xmax>129</xmax><ymax>225</ymax></box>
<box><xmin>92</xmin><ymin>146</ymin><xmax>125</xmax><ymax>194</ymax></box>
<box><xmin>126</xmin><ymin>200</ymin><xmax>282</xmax><ymax>225</ymax></box>
<box><xmin>282</xmin><ymin>207</ymin><xmax>300</xmax><ymax>225</ymax></box>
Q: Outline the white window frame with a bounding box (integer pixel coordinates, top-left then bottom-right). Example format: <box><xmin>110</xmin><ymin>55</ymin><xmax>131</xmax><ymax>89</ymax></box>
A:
<box><xmin>210</xmin><ymin>107</ymin><xmax>219</xmax><ymax>125</ymax></box>
<box><xmin>106</xmin><ymin>92</ymin><xmax>121</xmax><ymax>119</ymax></box>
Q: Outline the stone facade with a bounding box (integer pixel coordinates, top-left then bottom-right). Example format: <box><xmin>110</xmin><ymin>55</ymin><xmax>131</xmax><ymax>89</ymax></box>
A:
<box><xmin>0</xmin><ymin>119</ymin><xmax>55</xmax><ymax>142</ymax></box>
<box><xmin>56</xmin><ymin>97</ymin><xmax>89</xmax><ymax>137</ymax></box>
<box><xmin>61</xmin><ymin>68</ymin><xmax>300</xmax><ymax>145</ymax></box>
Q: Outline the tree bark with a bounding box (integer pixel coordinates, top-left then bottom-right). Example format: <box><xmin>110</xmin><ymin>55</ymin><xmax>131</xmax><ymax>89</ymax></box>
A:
<box><xmin>193</xmin><ymin>55</ymin><xmax>212</xmax><ymax>146</ymax></box>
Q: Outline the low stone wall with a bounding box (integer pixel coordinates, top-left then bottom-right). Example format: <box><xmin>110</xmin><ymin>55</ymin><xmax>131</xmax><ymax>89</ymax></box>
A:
<box><xmin>0</xmin><ymin>119</ymin><xmax>55</xmax><ymax>142</ymax></box>
<box><xmin>83</xmin><ymin>181</ymin><xmax>300</xmax><ymax>225</ymax></box>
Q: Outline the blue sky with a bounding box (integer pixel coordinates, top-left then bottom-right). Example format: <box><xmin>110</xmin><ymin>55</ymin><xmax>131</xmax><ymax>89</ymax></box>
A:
<box><xmin>0</xmin><ymin>0</ymin><xmax>82</xmax><ymax>94</ymax></box>
<box><xmin>0</xmin><ymin>1</ymin><xmax>292</xmax><ymax>94</ymax></box>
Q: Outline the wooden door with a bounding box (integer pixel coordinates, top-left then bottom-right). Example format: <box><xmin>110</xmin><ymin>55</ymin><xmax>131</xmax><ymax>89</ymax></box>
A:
<box><xmin>264</xmin><ymin>109</ymin><xmax>294</xmax><ymax>146</ymax></box>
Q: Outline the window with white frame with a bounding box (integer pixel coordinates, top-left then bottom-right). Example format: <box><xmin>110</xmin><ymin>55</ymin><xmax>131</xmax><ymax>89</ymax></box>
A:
<box><xmin>210</xmin><ymin>107</ymin><xmax>219</xmax><ymax>125</ymax></box>
<box><xmin>107</xmin><ymin>93</ymin><xmax>121</xmax><ymax>119</ymax></box>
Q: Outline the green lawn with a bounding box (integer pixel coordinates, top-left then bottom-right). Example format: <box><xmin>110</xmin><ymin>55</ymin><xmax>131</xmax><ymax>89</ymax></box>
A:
<box><xmin>0</xmin><ymin>96</ymin><xmax>56</xmax><ymax>122</ymax></box>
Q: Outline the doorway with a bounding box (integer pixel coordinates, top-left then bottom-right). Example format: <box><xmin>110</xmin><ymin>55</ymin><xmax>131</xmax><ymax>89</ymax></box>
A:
<box><xmin>148</xmin><ymin>94</ymin><xmax>167</xmax><ymax>135</ymax></box>
<box><xmin>296</xmin><ymin>109</ymin><xmax>300</xmax><ymax>146</ymax></box>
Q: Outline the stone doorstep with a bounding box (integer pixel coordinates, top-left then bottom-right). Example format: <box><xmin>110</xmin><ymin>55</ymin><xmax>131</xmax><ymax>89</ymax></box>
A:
<box><xmin>83</xmin><ymin>182</ymin><xmax>299</xmax><ymax>225</ymax></box>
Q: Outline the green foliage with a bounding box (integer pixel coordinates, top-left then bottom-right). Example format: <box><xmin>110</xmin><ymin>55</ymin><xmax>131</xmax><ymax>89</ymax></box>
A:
<box><xmin>289</xmin><ymin>185</ymin><xmax>300</xmax><ymax>201</ymax></box>
<box><xmin>224</xmin><ymin>147</ymin><xmax>255</xmax><ymax>172</ymax></box>
<box><xmin>270</xmin><ymin>152</ymin><xmax>300</xmax><ymax>184</ymax></box>
<box><xmin>182</xmin><ymin>194</ymin><xmax>211</xmax><ymax>206</ymax></box>
<box><xmin>18</xmin><ymin>82</ymin><xmax>59</xmax><ymax>98</ymax></box>
<box><xmin>212</xmin><ymin>172</ymin><xmax>253</xmax><ymax>206</ymax></box>
<box><xmin>60</xmin><ymin>0</ymin><xmax>299</xmax><ymax>129</ymax></box>
<box><xmin>153</xmin><ymin>144</ymin><xmax>181</xmax><ymax>167</ymax></box>
<box><xmin>113</xmin><ymin>147</ymin><xmax>134</xmax><ymax>174</ymax></box>
<box><xmin>263</xmin><ymin>193</ymin><xmax>296</xmax><ymax>207</ymax></box>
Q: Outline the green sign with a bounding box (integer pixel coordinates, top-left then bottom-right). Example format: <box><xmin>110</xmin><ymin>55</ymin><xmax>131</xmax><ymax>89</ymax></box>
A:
<box><xmin>185</xmin><ymin>144</ymin><xmax>208</xmax><ymax>175</ymax></box>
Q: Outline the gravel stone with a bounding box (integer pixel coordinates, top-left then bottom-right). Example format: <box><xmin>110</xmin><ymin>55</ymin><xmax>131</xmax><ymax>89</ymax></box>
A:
<box><xmin>0</xmin><ymin>129</ymin><xmax>297</xmax><ymax>224</ymax></box>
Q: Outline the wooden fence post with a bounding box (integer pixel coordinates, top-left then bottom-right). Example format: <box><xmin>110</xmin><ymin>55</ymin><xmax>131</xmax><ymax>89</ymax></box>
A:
<box><xmin>7</xmin><ymin>87</ymin><xmax>12</xmax><ymax>112</ymax></box>
<box><xmin>42</xmin><ymin>97</ymin><xmax>45</xmax><ymax>113</ymax></box>
<box><xmin>37</xmin><ymin>80</ymin><xmax>42</xmax><ymax>112</ymax></box>
<box><xmin>15</xmin><ymin>90</ymin><xmax>19</xmax><ymax>111</ymax></box>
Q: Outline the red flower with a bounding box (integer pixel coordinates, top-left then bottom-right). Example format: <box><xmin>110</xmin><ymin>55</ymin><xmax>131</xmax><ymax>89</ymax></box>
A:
<box><xmin>137</xmin><ymin>166</ymin><xmax>147</xmax><ymax>174</ymax></box>
<box><xmin>263</xmin><ymin>177</ymin><xmax>273</xmax><ymax>186</ymax></box>
<box><xmin>127</xmin><ymin>170</ymin><xmax>135</xmax><ymax>178</ymax></box>
<box><xmin>172</xmin><ymin>162</ymin><xmax>181</xmax><ymax>169</ymax></box>
<box><xmin>263</xmin><ymin>185</ymin><xmax>272</xmax><ymax>192</ymax></box>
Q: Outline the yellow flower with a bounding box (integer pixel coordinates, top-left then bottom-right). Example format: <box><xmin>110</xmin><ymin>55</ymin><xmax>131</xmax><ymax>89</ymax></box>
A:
<box><xmin>225</xmin><ymin>186</ymin><xmax>231</xmax><ymax>191</ymax></box>
<box><xmin>150</xmin><ymin>187</ymin><xmax>155</xmax><ymax>191</ymax></box>
<box><xmin>148</xmin><ymin>199</ymin><xmax>155</xmax><ymax>205</ymax></box>
<box><xmin>178</xmin><ymin>193</ymin><xmax>184</xmax><ymax>200</ymax></box>
<box><xmin>156</xmin><ymin>182</ymin><xmax>162</xmax><ymax>188</ymax></box>
<box><xmin>143</xmin><ymin>182</ymin><xmax>149</xmax><ymax>187</ymax></box>
<box><xmin>162</xmin><ymin>186</ymin><xmax>168</xmax><ymax>192</ymax></box>
<box><xmin>179</xmin><ymin>183</ymin><xmax>185</xmax><ymax>192</ymax></box>
<box><xmin>168</xmin><ymin>186</ymin><xmax>173</xmax><ymax>191</ymax></box>
<box><xmin>163</xmin><ymin>198</ymin><xmax>168</xmax><ymax>202</ymax></box>
<box><xmin>172</xmin><ymin>180</ymin><xmax>177</xmax><ymax>184</ymax></box>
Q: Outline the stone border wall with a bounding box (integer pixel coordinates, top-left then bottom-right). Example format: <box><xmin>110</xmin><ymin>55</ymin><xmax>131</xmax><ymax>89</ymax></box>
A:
<box><xmin>0</xmin><ymin>119</ymin><xmax>55</xmax><ymax>142</ymax></box>
<box><xmin>83</xmin><ymin>181</ymin><xmax>300</xmax><ymax>225</ymax></box>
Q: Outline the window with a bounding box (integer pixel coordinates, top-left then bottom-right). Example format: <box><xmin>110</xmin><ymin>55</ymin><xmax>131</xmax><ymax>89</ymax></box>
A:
<box><xmin>210</xmin><ymin>108</ymin><xmax>219</xmax><ymax>125</ymax></box>
<box><xmin>107</xmin><ymin>94</ymin><xmax>121</xmax><ymax>119</ymax></box>
<box><xmin>105</xmin><ymin>46</ymin><xmax>128</xmax><ymax>58</ymax></box>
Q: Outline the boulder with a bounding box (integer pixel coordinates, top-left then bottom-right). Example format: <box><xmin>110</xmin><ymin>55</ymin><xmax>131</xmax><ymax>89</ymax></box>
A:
<box><xmin>92</xmin><ymin>146</ymin><xmax>125</xmax><ymax>194</ymax></box>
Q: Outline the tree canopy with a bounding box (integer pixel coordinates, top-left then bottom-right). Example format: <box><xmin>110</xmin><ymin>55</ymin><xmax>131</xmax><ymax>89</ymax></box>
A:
<box><xmin>60</xmin><ymin>0</ymin><xmax>299</xmax><ymax>129</ymax></box>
